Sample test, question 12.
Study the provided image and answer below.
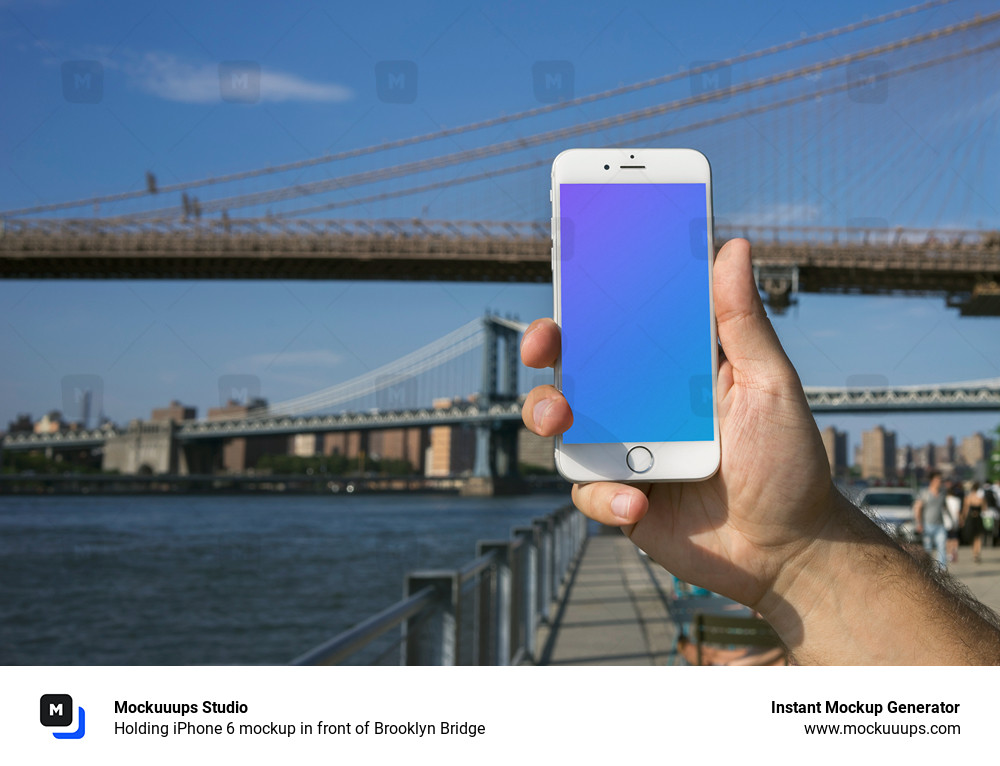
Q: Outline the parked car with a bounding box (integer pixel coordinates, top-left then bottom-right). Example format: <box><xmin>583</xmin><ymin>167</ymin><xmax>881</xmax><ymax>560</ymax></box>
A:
<box><xmin>857</xmin><ymin>487</ymin><xmax>917</xmax><ymax>542</ymax></box>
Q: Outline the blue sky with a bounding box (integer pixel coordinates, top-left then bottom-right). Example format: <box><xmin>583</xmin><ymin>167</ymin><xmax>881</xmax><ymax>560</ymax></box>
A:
<box><xmin>1</xmin><ymin>0</ymin><xmax>999</xmax><ymax>456</ymax></box>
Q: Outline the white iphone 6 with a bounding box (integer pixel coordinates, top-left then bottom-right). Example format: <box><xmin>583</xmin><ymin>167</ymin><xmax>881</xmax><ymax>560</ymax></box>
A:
<box><xmin>551</xmin><ymin>147</ymin><xmax>720</xmax><ymax>483</ymax></box>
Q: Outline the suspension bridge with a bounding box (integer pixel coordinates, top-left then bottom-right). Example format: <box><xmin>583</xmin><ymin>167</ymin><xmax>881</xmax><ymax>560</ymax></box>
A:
<box><xmin>3</xmin><ymin>314</ymin><xmax>999</xmax><ymax>487</ymax></box>
<box><xmin>2</xmin><ymin>1</ymin><xmax>999</xmax><ymax>312</ymax></box>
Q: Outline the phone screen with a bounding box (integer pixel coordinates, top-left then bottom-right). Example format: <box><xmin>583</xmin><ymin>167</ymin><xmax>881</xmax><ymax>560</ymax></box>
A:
<box><xmin>559</xmin><ymin>182</ymin><xmax>713</xmax><ymax>445</ymax></box>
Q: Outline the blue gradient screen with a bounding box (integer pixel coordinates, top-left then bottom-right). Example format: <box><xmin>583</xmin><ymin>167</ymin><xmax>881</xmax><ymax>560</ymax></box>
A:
<box><xmin>559</xmin><ymin>182</ymin><xmax>713</xmax><ymax>444</ymax></box>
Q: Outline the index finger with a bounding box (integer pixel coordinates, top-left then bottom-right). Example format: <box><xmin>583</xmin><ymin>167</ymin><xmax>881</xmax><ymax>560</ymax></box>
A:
<box><xmin>520</xmin><ymin>318</ymin><xmax>561</xmax><ymax>369</ymax></box>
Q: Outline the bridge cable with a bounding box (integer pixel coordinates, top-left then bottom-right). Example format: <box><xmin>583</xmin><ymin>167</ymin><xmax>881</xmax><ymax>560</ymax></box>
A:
<box><xmin>106</xmin><ymin>12</ymin><xmax>1000</xmax><ymax>221</ymax></box>
<box><xmin>0</xmin><ymin>0</ymin><xmax>956</xmax><ymax>219</ymax></box>
<box><xmin>6</xmin><ymin>40</ymin><xmax>997</xmax><ymax>234</ymax></box>
<box><xmin>259</xmin><ymin>34</ymin><xmax>1000</xmax><ymax>221</ymax></box>
<box><xmin>259</xmin><ymin>319</ymin><xmax>486</xmax><ymax>417</ymax></box>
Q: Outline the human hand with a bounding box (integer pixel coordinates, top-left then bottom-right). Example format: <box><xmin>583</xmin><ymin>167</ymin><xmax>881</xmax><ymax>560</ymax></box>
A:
<box><xmin>524</xmin><ymin>238</ymin><xmax>1000</xmax><ymax>664</ymax></box>
<box><xmin>521</xmin><ymin>238</ymin><xmax>838</xmax><ymax>613</ymax></box>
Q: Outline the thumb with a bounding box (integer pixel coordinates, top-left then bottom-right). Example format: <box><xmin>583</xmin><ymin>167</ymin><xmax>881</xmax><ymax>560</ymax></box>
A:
<box><xmin>713</xmin><ymin>238</ymin><xmax>793</xmax><ymax>377</ymax></box>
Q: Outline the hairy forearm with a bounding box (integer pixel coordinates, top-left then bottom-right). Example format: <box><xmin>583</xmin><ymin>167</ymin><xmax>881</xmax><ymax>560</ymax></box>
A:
<box><xmin>759</xmin><ymin>489</ymin><xmax>1000</xmax><ymax>665</ymax></box>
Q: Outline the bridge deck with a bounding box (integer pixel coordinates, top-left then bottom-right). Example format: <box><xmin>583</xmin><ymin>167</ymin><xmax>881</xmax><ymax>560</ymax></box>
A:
<box><xmin>535</xmin><ymin>529</ymin><xmax>1000</xmax><ymax>666</ymax></box>
<box><xmin>3</xmin><ymin>224</ymin><xmax>999</xmax><ymax>315</ymax></box>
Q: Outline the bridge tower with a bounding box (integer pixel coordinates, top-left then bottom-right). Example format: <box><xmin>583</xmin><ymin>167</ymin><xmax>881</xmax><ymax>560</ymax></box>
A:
<box><xmin>472</xmin><ymin>314</ymin><xmax>521</xmax><ymax>484</ymax></box>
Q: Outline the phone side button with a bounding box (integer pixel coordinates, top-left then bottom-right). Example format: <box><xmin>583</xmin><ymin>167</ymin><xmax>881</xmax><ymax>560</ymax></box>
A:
<box><xmin>626</xmin><ymin>446</ymin><xmax>653</xmax><ymax>473</ymax></box>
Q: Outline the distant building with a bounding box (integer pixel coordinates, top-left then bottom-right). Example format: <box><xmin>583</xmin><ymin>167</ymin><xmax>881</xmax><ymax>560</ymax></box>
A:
<box><xmin>911</xmin><ymin>442</ymin><xmax>934</xmax><ymax>475</ymax></box>
<box><xmin>896</xmin><ymin>445</ymin><xmax>913</xmax><ymax>479</ymax></box>
<box><xmin>207</xmin><ymin>399</ymin><xmax>286</xmax><ymax>473</ymax></box>
<box><xmin>960</xmin><ymin>432</ymin><xmax>992</xmax><ymax>467</ymax></box>
<box><xmin>519</xmin><ymin>429</ymin><xmax>555</xmax><ymax>473</ymax></box>
<box><xmin>7</xmin><ymin>414</ymin><xmax>34</xmax><ymax>434</ymax></box>
<box><xmin>934</xmin><ymin>436</ymin><xmax>956</xmax><ymax>475</ymax></box>
<box><xmin>207</xmin><ymin>399</ymin><xmax>267</xmax><ymax>420</ymax></box>
<box><xmin>860</xmin><ymin>425</ymin><xmax>897</xmax><ymax>481</ymax></box>
<box><xmin>368</xmin><ymin>429</ymin><xmax>426</xmax><ymax>472</ymax></box>
<box><xmin>821</xmin><ymin>426</ymin><xmax>847</xmax><ymax>477</ymax></box>
<box><xmin>151</xmin><ymin>400</ymin><xmax>196</xmax><ymax>423</ymax></box>
<box><xmin>319</xmin><ymin>429</ymin><xmax>424</xmax><ymax>473</ymax></box>
<box><xmin>960</xmin><ymin>432</ymin><xmax>994</xmax><ymax>482</ymax></box>
<box><xmin>33</xmin><ymin>411</ymin><xmax>65</xmax><ymax>434</ymax></box>
<box><xmin>425</xmin><ymin>397</ymin><xmax>477</xmax><ymax>477</ymax></box>
<box><xmin>292</xmin><ymin>433</ymin><xmax>317</xmax><ymax>457</ymax></box>
<box><xmin>323</xmin><ymin>431</ymin><xmax>365</xmax><ymax>463</ymax></box>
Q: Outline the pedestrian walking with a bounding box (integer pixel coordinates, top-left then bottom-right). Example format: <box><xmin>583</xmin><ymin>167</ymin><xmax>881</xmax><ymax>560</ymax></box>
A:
<box><xmin>914</xmin><ymin>471</ymin><xmax>948</xmax><ymax>569</ymax></box>
<box><xmin>983</xmin><ymin>482</ymin><xmax>1000</xmax><ymax>548</ymax></box>
<box><xmin>945</xmin><ymin>481</ymin><xmax>963</xmax><ymax>564</ymax></box>
<box><xmin>963</xmin><ymin>483</ymin><xmax>987</xmax><ymax>564</ymax></box>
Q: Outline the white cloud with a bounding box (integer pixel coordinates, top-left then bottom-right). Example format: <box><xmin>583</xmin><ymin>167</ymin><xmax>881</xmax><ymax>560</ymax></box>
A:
<box><xmin>258</xmin><ymin>70</ymin><xmax>353</xmax><ymax>103</ymax></box>
<box><xmin>123</xmin><ymin>52</ymin><xmax>353</xmax><ymax>104</ymax></box>
<box><xmin>36</xmin><ymin>40</ymin><xmax>352</xmax><ymax>103</ymax></box>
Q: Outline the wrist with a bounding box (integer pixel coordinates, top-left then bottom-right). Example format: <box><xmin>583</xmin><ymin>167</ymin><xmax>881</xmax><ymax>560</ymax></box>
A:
<box><xmin>755</xmin><ymin>487</ymin><xmax>913</xmax><ymax>663</ymax></box>
<box><xmin>757</xmin><ymin>488</ymin><xmax>1000</xmax><ymax>664</ymax></box>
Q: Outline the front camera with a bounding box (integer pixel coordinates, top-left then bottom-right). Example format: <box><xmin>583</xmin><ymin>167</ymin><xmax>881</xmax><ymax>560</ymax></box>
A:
<box><xmin>604</xmin><ymin>164</ymin><xmax>609</xmax><ymax>170</ymax></box>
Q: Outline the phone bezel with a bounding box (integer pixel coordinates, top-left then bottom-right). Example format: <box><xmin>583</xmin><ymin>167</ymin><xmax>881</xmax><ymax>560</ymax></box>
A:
<box><xmin>551</xmin><ymin>147</ymin><xmax>721</xmax><ymax>483</ymax></box>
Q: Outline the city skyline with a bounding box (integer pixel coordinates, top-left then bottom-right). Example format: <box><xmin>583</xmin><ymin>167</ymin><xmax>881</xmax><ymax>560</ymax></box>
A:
<box><xmin>821</xmin><ymin>422</ymin><xmax>996</xmax><ymax>480</ymax></box>
<box><xmin>11</xmin><ymin>390</ymin><xmax>999</xmax><ymax>476</ymax></box>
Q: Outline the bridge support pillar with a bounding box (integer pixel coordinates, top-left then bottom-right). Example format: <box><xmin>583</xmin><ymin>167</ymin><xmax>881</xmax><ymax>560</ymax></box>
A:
<box><xmin>472</xmin><ymin>422</ymin><xmax>519</xmax><ymax>478</ymax></box>
<box><xmin>472</xmin><ymin>425</ymin><xmax>491</xmax><ymax>478</ymax></box>
<box><xmin>470</xmin><ymin>315</ymin><xmax>525</xmax><ymax>492</ymax></box>
<box><xmin>465</xmin><ymin>420</ymin><xmax>524</xmax><ymax>496</ymax></box>
<box><xmin>753</xmin><ymin>264</ymin><xmax>799</xmax><ymax>313</ymax></box>
<box><xmin>102</xmin><ymin>420</ymin><xmax>177</xmax><ymax>474</ymax></box>
<box><xmin>493</xmin><ymin>421</ymin><xmax>519</xmax><ymax>478</ymax></box>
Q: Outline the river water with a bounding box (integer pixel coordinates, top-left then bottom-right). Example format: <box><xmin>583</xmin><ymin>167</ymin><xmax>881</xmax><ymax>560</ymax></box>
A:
<box><xmin>0</xmin><ymin>492</ymin><xmax>571</xmax><ymax>665</ymax></box>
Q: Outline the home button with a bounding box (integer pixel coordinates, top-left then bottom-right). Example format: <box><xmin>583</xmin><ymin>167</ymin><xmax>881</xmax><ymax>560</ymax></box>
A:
<box><xmin>626</xmin><ymin>446</ymin><xmax>653</xmax><ymax>473</ymax></box>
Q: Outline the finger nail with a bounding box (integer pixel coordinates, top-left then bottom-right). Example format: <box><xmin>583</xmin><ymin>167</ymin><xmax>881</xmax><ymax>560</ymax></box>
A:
<box><xmin>532</xmin><ymin>399</ymin><xmax>553</xmax><ymax>430</ymax></box>
<box><xmin>611</xmin><ymin>493</ymin><xmax>632</xmax><ymax>520</ymax></box>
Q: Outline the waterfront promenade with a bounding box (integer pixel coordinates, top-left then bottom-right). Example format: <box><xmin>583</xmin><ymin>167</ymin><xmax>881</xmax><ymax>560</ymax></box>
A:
<box><xmin>535</xmin><ymin>530</ymin><xmax>681</xmax><ymax>666</ymax></box>
<box><xmin>535</xmin><ymin>529</ymin><xmax>1000</xmax><ymax>666</ymax></box>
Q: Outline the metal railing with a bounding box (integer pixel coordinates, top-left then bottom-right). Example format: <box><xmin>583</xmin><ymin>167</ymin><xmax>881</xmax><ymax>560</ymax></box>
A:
<box><xmin>291</xmin><ymin>503</ymin><xmax>587</xmax><ymax>666</ymax></box>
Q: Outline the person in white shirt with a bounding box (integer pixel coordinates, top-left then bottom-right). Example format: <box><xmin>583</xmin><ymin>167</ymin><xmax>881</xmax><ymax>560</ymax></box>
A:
<box><xmin>945</xmin><ymin>481</ymin><xmax>963</xmax><ymax>564</ymax></box>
